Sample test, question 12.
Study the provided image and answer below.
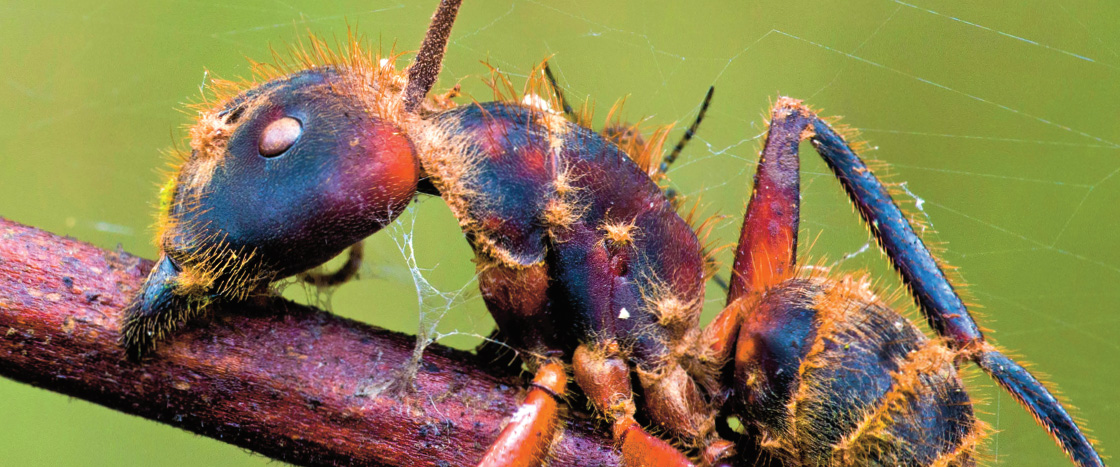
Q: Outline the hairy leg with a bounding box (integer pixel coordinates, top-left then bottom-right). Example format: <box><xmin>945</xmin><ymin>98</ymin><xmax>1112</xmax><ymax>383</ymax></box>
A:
<box><xmin>810</xmin><ymin>118</ymin><xmax>1101</xmax><ymax>466</ymax></box>
<box><xmin>477</xmin><ymin>361</ymin><xmax>568</xmax><ymax>467</ymax></box>
<box><xmin>573</xmin><ymin>343</ymin><xmax>695</xmax><ymax>467</ymax></box>
<box><xmin>299</xmin><ymin>243</ymin><xmax>363</xmax><ymax>287</ymax></box>
<box><xmin>699</xmin><ymin>99</ymin><xmax>810</xmax><ymax>369</ymax></box>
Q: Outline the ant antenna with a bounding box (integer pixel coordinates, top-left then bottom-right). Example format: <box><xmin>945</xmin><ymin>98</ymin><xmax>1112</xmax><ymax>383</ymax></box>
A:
<box><xmin>402</xmin><ymin>0</ymin><xmax>463</xmax><ymax>113</ymax></box>
<box><xmin>660</xmin><ymin>86</ymin><xmax>714</xmax><ymax>173</ymax></box>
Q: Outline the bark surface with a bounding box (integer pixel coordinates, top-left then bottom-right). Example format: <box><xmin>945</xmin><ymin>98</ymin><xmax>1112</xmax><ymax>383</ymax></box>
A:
<box><xmin>0</xmin><ymin>217</ymin><xmax>618</xmax><ymax>466</ymax></box>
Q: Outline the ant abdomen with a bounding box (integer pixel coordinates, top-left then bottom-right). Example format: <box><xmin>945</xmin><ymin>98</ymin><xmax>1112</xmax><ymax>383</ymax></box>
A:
<box><xmin>734</xmin><ymin>277</ymin><xmax>984</xmax><ymax>466</ymax></box>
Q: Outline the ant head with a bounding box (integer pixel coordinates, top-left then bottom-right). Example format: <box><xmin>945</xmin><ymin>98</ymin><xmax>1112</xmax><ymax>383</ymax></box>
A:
<box><xmin>159</xmin><ymin>68</ymin><xmax>419</xmax><ymax>300</ymax></box>
<box><xmin>122</xmin><ymin>1</ymin><xmax>463</xmax><ymax>359</ymax></box>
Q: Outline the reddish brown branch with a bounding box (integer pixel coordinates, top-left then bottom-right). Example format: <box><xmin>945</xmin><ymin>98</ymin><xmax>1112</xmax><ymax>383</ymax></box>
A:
<box><xmin>0</xmin><ymin>217</ymin><xmax>618</xmax><ymax>467</ymax></box>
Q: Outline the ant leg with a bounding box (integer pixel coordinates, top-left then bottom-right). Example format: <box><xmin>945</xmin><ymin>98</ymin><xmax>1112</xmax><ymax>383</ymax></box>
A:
<box><xmin>633</xmin><ymin>351</ymin><xmax>738</xmax><ymax>465</ymax></box>
<box><xmin>661</xmin><ymin>86</ymin><xmax>715</xmax><ymax>174</ymax></box>
<box><xmin>809</xmin><ymin>119</ymin><xmax>982</xmax><ymax>346</ymax></box>
<box><xmin>699</xmin><ymin>97</ymin><xmax>1099</xmax><ymax>465</ymax></box>
<box><xmin>476</xmin><ymin>260</ymin><xmax>559</xmax><ymax>363</ymax></box>
<box><xmin>700</xmin><ymin>99</ymin><xmax>812</xmax><ymax>365</ymax></box>
<box><xmin>726</xmin><ymin>99</ymin><xmax>807</xmax><ymax>302</ymax></box>
<box><xmin>474</xmin><ymin>258</ymin><xmax>569</xmax><ymax>467</ymax></box>
<box><xmin>808</xmin><ymin>111</ymin><xmax>1102</xmax><ymax>466</ymax></box>
<box><xmin>473</xmin><ymin>328</ymin><xmax>523</xmax><ymax>377</ymax></box>
<box><xmin>298</xmin><ymin>242</ymin><xmax>363</xmax><ymax>287</ymax></box>
<box><xmin>477</xmin><ymin>361</ymin><xmax>567</xmax><ymax>467</ymax></box>
<box><xmin>573</xmin><ymin>343</ymin><xmax>695</xmax><ymax>467</ymax></box>
<box><xmin>662</xmin><ymin>87</ymin><xmax>715</xmax><ymax>208</ymax></box>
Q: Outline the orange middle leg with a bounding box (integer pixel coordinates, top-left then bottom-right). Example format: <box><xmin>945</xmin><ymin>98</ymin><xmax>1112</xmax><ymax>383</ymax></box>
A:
<box><xmin>477</xmin><ymin>361</ymin><xmax>567</xmax><ymax>467</ymax></box>
<box><xmin>572</xmin><ymin>343</ymin><xmax>695</xmax><ymax>467</ymax></box>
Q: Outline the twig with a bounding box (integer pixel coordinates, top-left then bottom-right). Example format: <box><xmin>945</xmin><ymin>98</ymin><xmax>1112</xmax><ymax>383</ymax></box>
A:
<box><xmin>0</xmin><ymin>217</ymin><xmax>618</xmax><ymax>467</ymax></box>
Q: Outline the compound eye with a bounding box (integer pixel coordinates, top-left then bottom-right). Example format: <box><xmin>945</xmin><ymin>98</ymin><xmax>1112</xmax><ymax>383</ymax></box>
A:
<box><xmin>259</xmin><ymin>116</ymin><xmax>302</xmax><ymax>157</ymax></box>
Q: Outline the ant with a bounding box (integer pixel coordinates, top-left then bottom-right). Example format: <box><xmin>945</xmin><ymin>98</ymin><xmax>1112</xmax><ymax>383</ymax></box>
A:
<box><xmin>121</xmin><ymin>1</ymin><xmax>1103</xmax><ymax>465</ymax></box>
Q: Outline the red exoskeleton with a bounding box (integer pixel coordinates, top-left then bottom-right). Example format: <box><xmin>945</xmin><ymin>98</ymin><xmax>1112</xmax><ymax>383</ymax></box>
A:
<box><xmin>121</xmin><ymin>1</ymin><xmax>1103</xmax><ymax>465</ymax></box>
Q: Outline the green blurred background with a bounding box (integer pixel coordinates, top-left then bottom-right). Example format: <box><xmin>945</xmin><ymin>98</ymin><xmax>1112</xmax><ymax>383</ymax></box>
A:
<box><xmin>1</xmin><ymin>0</ymin><xmax>1116</xmax><ymax>465</ymax></box>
